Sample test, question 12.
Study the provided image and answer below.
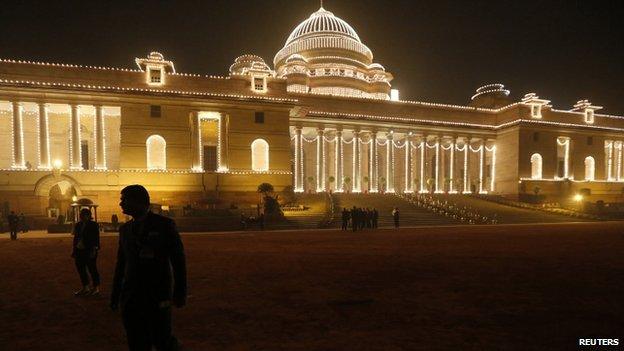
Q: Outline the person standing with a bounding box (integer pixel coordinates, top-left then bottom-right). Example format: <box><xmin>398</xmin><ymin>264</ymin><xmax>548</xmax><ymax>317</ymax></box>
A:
<box><xmin>72</xmin><ymin>208</ymin><xmax>101</xmax><ymax>296</ymax></box>
<box><xmin>111</xmin><ymin>185</ymin><xmax>187</xmax><ymax>351</ymax></box>
<box><xmin>392</xmin><ymin>207</ymin><xmax>400</xmax><ymax>228</ymax></box>
<box><xmin>372</xmin><ymin>208</ymin><xmax>379</xmax><ymax>229</ymax></box>
<box><xmin>18</xmin><ymin>213</ymin><xmax>28</xmax><ymax>233</ymax></box>
<box><xmin>351</xmin><ymin>206</ymin><xmax>358</xmax><ymax>232</ymax></box>
<box><xmin>7</xmin><ymin>211</ymin><xmax>18</xmax><ymax>240</ymax></box>
<box><xmin>341</xmin><ymin>208</ymin><xmax>350</xmax><ymax>231</ymax></box>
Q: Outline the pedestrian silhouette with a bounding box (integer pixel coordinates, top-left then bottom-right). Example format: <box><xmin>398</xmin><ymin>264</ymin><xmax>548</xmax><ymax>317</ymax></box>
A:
<box><xmin>111</xmin><ymin>185</ymin><xmax>187</xmax><ymax>351</ymax></box>
<box><xmin>72</xmin><ymin>208</ymin><xmax>101</xmax><ymax>296</ymax></box>
<box><xmin>7</xmin><ymin>211</ymin><xmax>18</xmax><ymax>240</ymax></box>
<box><xmin>392</xmin><ymin>207</ymin><xmax>400</xmax><ymax>228</ymax></box>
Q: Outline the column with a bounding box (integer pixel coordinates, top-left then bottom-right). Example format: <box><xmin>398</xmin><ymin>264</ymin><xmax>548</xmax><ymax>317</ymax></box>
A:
<box><xmin>386</xmin><ymin>132</ymin><xmax>394</xmax><ymax>193</ymax></box>
<box><xmin>335</xmin><ymin>130</ymin><xmax>343</xmax><ymax>192</ymax></box>
<box><xmin>370</xmin><ymin>132</ymin><xmax>378</xmax><ymax>192</ymax></box>
<box><xmin>295</xmin><ymin>127</ymin><xmax>303</xmax><ymax>192</ymax></box>
<box><xmin>70</xmin><ymin>104</ymin><xmax>82</xmax><ymax>170</ymax></box>
<box><xmin>463</xmin><ymin>138</ymin><xmax>470</xmax><ymax>193</ymax></box>
<box><xmin>11</xmin><ymin>102</ymin><xmax>24</xmax><ymax>169</ymax></box>
<box><xmin>419</xmin><ymin>138</ymin><xmax>425</xmax><ymax>192</ymax></box>
<box><xmin>218</xmin><ymin>113</ymin><xmax>229</xmax><ymax>171</ymax></box>
<box><xmin>353</xmin><ymin>130</ymin><xmax>361</xmax><ymax>192</ymax></box>
<box><xmin>449</xmin><ymin>138</ymin><xmax>456</xmax><ymax>193</ymax></box>
<box><xmin>405</xmin><ymin>134</ymin><xmax>413</xmax><ymax>193</ymax></box>
<box><xmin>317</xmin><ymin>128</ymin><xmax>325</xmax><ymax>192</ymax></box>
<box><xmin>479</xmin><ymin>139</ymin><xmax>486</xmax><ymax>193</ymax></box>
<box><xmin>435</xmin><ymin>136</ymin><xmax>440</xmax><ymax>193</ymax></box>
<box><xmin>37</xmin><ymin>103</ymin><xmax>51</xmax><ymax>169</ymax></box>
<box><xmin>490</xmin><ymin>141</ymin><xmax>496</xmax><ymax>192</ymax></box>
<box><xmin>95</xmin><ymin>105</ymin><xmax>107</xmax><ymax>169</ymax></box>
<box><xmin>616</xmin><ymin>141</ymin><xmax>623</xmax><ymax>181</ymax></box>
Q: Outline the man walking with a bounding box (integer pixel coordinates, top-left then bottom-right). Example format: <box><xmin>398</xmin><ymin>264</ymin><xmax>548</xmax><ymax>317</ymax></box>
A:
<box><xmin>392</xmin><ymin>207</ymin><xmax>400</xmax><ymax>228</ymax></box>
<box><xmin>111</xmin><ymin>185</ymin><xmax>187</xmax><ymax>351</ymax></box>
<box><xmin>72</xmin><ymin>208</ymin><xmax>101</xmax><ymax>296</ymax></box>
<box><xmin>7</xmin><ymin>211</ymin><xmax>18</xmax><ymax>240</ymax></box>
<box><xmin>341</xmin><ymin>208</ymin><xmax>350</xmax><ymax>231</ymax></box>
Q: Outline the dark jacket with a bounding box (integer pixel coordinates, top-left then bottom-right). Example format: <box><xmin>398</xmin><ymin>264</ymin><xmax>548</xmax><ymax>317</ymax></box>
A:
<box><xmin>72</xmin><ymin>220</ymin><xmax>100</xmax><ymax>254</ymax></box>
<box><xmin>111</xmin><ymin>212</ymin><xmax>187</xmax><ymax>307</ymax></box>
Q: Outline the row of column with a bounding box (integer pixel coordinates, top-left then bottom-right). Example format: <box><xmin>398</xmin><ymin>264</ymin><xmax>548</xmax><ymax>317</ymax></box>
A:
<box><xmin>10</xmin><ymin>101</ymin><xmax>106</xmax><ymax>170</ymax></box>
<box><xmin>293</xmin><ymin>127</ymin><xmax>494</xmax><ymax>194</ymax></box>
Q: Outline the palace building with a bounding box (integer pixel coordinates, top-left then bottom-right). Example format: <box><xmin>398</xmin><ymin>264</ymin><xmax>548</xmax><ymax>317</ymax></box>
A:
<box><xmin>1</xmin><ymin>6</ymin><xmax>624</xmax><ymax>221</ymax></box>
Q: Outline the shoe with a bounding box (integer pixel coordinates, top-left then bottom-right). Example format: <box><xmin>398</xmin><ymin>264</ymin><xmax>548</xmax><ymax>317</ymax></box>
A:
<box><xmin>88</xmin><ymin>288</ymin><xmax>101</xmax><ymax>296</ymax></box>
<box><xmin>74</xmin><ymin>288</ymin><xmax>90</xmax><ymax>296</ymax></box>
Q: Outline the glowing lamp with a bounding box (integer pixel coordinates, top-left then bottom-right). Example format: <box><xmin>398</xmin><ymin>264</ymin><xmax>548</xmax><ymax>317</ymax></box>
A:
<box><xmin>574</xmin><ymin>194</ymin><xmax>583</xmax><ymax>202</ymax></box>
<box><xmin>53</xmin><ymin>159</ymin><xmax>63</xmax><ymax>169</ymax></box>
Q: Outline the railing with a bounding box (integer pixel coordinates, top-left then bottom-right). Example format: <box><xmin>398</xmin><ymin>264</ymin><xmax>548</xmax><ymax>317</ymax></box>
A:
<box><xmin>472</xmin><ymin>194</ymin><xmax>602</xmax><ymax>220</ymax></box>
<box><xmin>397</xmin><ymin>193</ymin><xmax>496</xmax><ymax>225</ymax></box>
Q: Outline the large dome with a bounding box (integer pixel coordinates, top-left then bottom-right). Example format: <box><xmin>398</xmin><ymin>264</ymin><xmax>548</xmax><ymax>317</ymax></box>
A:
<box><xmin>274</xmin><ymin>6</ymin><xmax>393</xmax><ymax>100</ymax></box>
<box><xmin>284</xmin><ymin>7</ymin><xmax>361</xmax><ymax>46</ymax></box>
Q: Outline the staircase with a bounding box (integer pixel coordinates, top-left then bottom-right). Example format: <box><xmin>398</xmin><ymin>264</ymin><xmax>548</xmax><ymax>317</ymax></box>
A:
<box><xmin>431</xmin><ymin>194</ymin><xmax>594</xmax><ymax>223</ymax></box>
<box><xmin>332</xmin><ymin>193</ymin><xmax>460</xmax><ymax>228</ymax></box>
<box><xmin>275</xmin><ymin>193</ymin><xmax>332</xmax><ymax>229</ymax></box>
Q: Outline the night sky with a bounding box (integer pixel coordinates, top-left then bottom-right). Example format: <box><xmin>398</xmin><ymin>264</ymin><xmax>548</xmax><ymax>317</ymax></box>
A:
<box><xmin>1</xmin><ymin>0</ymin><xmax>623</xmax><ymax>112</ymax></box>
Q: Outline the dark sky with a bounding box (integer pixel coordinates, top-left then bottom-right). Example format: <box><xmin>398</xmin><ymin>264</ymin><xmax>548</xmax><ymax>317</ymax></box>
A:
<box><xmin>1</xmin><ymin>0</ymin><xmax>623</xmax><ymax>112</ymax></box>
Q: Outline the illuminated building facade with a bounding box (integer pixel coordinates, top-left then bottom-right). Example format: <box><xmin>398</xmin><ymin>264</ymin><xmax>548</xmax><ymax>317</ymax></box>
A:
<box><xmin>1</xmin><ymin>6</ymin><xmax>623</xmax><ymax>220</ymax></box>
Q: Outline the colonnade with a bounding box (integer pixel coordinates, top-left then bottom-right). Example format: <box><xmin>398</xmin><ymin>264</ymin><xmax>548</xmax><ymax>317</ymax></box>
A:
<box><xmin>293</xmin><ymin>127</ymin><xmax>496</xmax><ymax>194</ymax></box>
<box><xmin>7</xmin><ymin>101</ymin><xmax>107</xmax><ymax>170</ymax></box>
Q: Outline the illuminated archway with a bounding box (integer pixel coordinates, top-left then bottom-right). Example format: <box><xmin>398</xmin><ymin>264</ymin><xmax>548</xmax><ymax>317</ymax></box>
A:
<box><xmin>251</xmin><ymin>139</ymin><xmax>269</xmax><ymax>171</ymax></box>
<box><xmin>531</xmin><ymin>153</ymin><xmax>542</xmax><ymax>179</ymax></box>
<box><xmin>584</xmin><ymin>156</ymin><xmax>595</xmax><ymax>181</ymax></box>
<box><xmin>146</xmin><ymin>135</ymin><xmax>166</xmax><ymax>170</ymax></box>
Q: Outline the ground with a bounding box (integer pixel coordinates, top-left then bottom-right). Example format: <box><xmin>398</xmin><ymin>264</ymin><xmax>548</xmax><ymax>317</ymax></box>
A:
<box><xmin>1</xmin><ymin>223</ymin><xmax>623</xmax><ymax>351</ymax></box>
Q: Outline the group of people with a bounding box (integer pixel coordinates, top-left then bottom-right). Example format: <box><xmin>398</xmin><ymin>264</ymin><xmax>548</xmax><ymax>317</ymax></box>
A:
<box><xmin>5</xmin><ymin>211</ymin><xmax>28</xmax><ymax>240</ymax></box>
<box><xmin>341</xmin><ymin>207</ymin><xmax>379</xmax><ymax>230</ymax></box>
<box><xmin>340</xmin><ymin>206</ymin><xmax>401</xmax><ymax>230</ymax></box>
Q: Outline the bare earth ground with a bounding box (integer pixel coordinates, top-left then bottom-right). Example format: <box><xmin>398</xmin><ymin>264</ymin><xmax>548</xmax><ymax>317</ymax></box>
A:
<box><xmin>1</xmin><ymin>223</ymin><xmax>623</xmax><ymax>351</ymax></box>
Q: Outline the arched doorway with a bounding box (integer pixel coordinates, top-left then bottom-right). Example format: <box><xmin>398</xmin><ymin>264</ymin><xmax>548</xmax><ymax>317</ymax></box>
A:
<box><xmin>48</xmin><ymin>180</ymin><xmax>77</xmax><ymax>222</ymax></box>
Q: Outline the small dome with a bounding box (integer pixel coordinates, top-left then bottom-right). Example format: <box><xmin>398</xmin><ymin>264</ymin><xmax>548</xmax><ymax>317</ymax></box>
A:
<box><xmin>285</xmin><ymin>7</ymin><xmax>361</xmax><ymax>46</ymax></box>
<box><xmin>285</xmin><ymin>54</ymin><xmax>308</xmax><ymax>64</ymax></box>
<box><xmin>469</xmin><ymin>83</ymin><xmax>512</xmax><ymax>108</ymax></box>
<box><xmin>229</xmin><ymin>54</ymin><xmax>274</xmax><ymax>76</ymax></box>
<box><xmin>368</xmin><ymin>63</ymin><xmax>386</xmax><ymax>71</ymax></box>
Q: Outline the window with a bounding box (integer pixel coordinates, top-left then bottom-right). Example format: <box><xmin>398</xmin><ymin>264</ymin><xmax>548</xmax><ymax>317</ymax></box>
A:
<box><xmin>150</xmin><ymin>105</ymin><xmax>161</xmax><ymax>118</ymax></box>
<box><xmin>587</xmin><ymin>136</ymin><xmax>593</xmax><ymax>145</ymax></box>
<box><xmin>150</xmin><ymin>69</ymin><xmax>162</xmax><ymax>84</ymax></box>
<box><xmin>251</xmin><ymin>139</ymin><xmax>269</xmax><ymax>171</ymax></box>
<box><xmin>556</xmin><ymin>137</ymin><xmax>570</xmax><ymax>179</ymax></box>
<box><xmin>146</xmin><ymin>135</ymin><xmax>166</xmax><ymax>170</ymax></box>
<box><xmin>531</xmin><ymin>105</ymin><xmax>541</xmax><ymax>119</ymax></box>
<box><xmin>81</xmin><ymin>141</ymin><xmax>89</xmax><ymax>170</ymax></box>
<box><xmin>531</xmin><ymin>153</ymin><xmax>542</xmax><ymax>179</ymax></box>
<box><xmin>585</xmin><ymin>110</ymin><xmax>595</xmax><ymax>124</ymax></box>
<box><xmin>533</xmin><ymin>132</ymin><xmax>539</xmax><ymax>142</ymax></box>
<box><xmin>584</xmin><ymin>156</ymin><xmax>595</xmax><ymax>181</ymax></box>
<box><xmin>253</xmin><ymin>77</ymin><xmax>265</xmax><ymax>92</ymax></box>
<box><xmin>255</xmin><ymin>112</ymin><xmax>264</xmax><ymax>124</ymax></box>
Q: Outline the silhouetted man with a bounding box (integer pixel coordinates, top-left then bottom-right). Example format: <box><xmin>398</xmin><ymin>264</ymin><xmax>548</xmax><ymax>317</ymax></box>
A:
<box><xmin>392</xmin><ymin>207</ymin><xmax>400</xmax><ymax>228</ymax></box>
<box><xmin>372</xmin><ymin>209</ymin><xmax>379</xmax><ymax>229</ymax></box>
<box><xmin>7</xmin><ymin>211</ymin><xmax>18</xmax><ymax>240</ymax></box>
<box><xmin>341</xmin><ymin>208</ymin><xmax>349</xmax><ymax>230</ymax></box>
<box><xmin>111</xmin><ymin>185</ymin><xmax>187</xmax><ymax>351</ymax></box>
<box><xmin>72</xmin><ymin>208</ymin><xmax>101</xmax><ymax>296</ymax></box>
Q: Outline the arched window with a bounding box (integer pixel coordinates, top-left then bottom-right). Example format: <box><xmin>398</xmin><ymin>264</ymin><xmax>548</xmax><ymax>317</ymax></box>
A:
<box><xmin>584</xmin><ymin>156</ymin><xmax>595</xmax><ymax>181</ymax></box>
<box><xmin>251</xmin><ymin>139</ymin><xmax>269</xmax><ymax>172</ymax></box>
<box><xmin>531</xmin><ymin>153</ymin><xmax>542</xmax><ymax>179</ymax></box>
<box><xmin>146</xmin><ymin>135</ymin><xmax>166</xmax><ymax>170</ymax></box>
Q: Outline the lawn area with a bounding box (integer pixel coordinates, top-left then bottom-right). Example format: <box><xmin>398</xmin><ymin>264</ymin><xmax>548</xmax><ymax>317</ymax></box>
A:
<box><xmin>1</xmin><ymin>223</ymin><xmax>623</xmax><ymax>350</ymax></box>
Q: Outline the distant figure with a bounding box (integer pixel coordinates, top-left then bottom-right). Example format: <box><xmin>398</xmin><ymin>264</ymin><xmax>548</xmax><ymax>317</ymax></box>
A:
<box><xmin>7</xmin><ymin>211</ymin><xmax>18</xmax><ymax>240</ymax></box>
<box><xmin>111</xmin><ymin>185</ymin><xmax>187</xmax><ymax>351</ymax></box>
<box><xmin>341</xmin><ymin>208</ymin><xmax>350</xmax><ymax>231</ymax></box>
<box><xmin>72</xmin><ymin>208</ymin><xmax>101</xmax><ymax>296</ymax></box>
<box><xmin>392</xmin><ymin>207</ymin><xmax>400</xmax><ymax>228</ymax></box>
<box><xmin>351</xmin><ymin>206</ymin><xmax>358</xmax><ymax>232</ymax></box>
<box><xmin>18</xmin><ymin>213</ymin><xmax>27</xmax><ymax>233</ymax></box>
<box><xmin>372</xmin><ymin>209</ymin><xmax>379</xmax><ymax>229</ymax></box>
